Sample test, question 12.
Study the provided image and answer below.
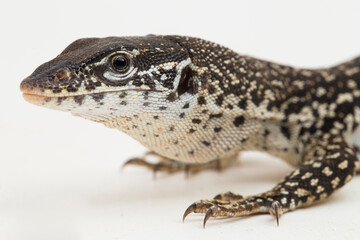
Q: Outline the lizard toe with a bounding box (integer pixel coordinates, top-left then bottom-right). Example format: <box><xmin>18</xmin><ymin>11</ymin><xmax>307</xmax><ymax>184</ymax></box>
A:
<box><xmin>183</xmin><ymin>194</ymin><xmax>285</xmax><ymax>228</ymax></box>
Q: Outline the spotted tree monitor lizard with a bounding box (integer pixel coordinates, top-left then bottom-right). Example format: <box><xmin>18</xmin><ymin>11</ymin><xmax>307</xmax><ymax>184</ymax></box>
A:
<box><xmin>20</xmin><ymin>35</ymin><xmax>360</xmax><ymax>227</ymax></box>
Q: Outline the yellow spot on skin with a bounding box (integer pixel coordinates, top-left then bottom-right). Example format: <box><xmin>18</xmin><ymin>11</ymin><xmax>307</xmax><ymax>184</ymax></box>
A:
<box><xmin>290</xmin><ymin>169</ymin><xmax>300</xmax><ymax>177</ymax></box>
<box><xmin>316</xmin><ymin>186</ymin><xmax>324</xmax><ymax>193</ymax></box>
<box><xmin>355</xmin><ymin>161</ymin><xmax>360</xmax><ymax>169</ymax></box>
<box><xmin>327</xmin><ymin>145</ymin><xmax>340</xmax><ymax>150</ymax></box>
<box><xmin>354</xmin><ymin>90</ymin><xmax>360</xmax><ymax>97</ymax></box>
<box><xmin>345</xmin><ymin>174</ymin><xmax>352</xmax><ymax>184</ymax></box>
<box><xmin>312</xmin><ymin>162</ymin><xmax>322</xmax><ymax>168</ymax></box>
<box><xmin>310</xmin><ymin>178</ymin><xmax>319</xmax><ymax>186</ymax></box>
<box><xmin>316</xmin><ymin>87</ymin><xmax>326</xmax><ymax>97</ymax></box>
<box><xmin>285</xmin><ymin>182</ymin><xmax>299</xmax><ymax>187</ymax></box>
<box><xmin>301</xmin><ymin>172</ymin><xmax>313</xmax><ymax>179</ymax></box>
<box><xmin>345</xmin><ymin>148</ymin><xmax>354</xmax><ymax>155</ymax></box>
<box><xmin>344</xmin><ymin>67</ymin><xmax>360</xmax><ymax>76</ymax></box>
<box><xmin>347</xmin><ymin>79</ymin><xmax>357</xmax><ymax>89</ymax></box>
<box><xmin>290</xmin><ymin>199</ymin><xmax>296</xmax><ymax>209</ymax></box>
<box><xmin>331</xmin><ymin>177</ymin><xmax>340</xmax><ymax>188</ymax></box>
<box><xmin>320</xmin><ymin>193</ymin><xmax>328</xmax><ymax>200</ymax></box>
<box><xmin>333</xmin><ymin>137</ymin><xmax>343</xmax><ymax>143</ymax></box>
<box><xmin>338</xmin><ymin>160</ymin><xmax>348</xmax><ymax>170</ymax></box>
<box><xmin>322</xmin><ymin>167</ymin><xmax>333</xmax><ymax>176</ymax></box>
<box><xmin>295</xmin><ymin>188</ymin><xmax>310</xmax><ymax>197</ymax></box>
<box><xmin>305</xmin><ymin>196</ymin><xmax>316</xmax><ymax>206</ymax></box>
<box><xmin>328</xmin><ymin>152</ymin><xmax>341</xmax><ymax>159</ymax></box>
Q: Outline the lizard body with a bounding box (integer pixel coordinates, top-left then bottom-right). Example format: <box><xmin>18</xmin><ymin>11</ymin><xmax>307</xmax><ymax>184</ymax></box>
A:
<box><xmin>20</xmin><ymin>35</ymin><xmax>360</xmax><ymax>226</ymax></box>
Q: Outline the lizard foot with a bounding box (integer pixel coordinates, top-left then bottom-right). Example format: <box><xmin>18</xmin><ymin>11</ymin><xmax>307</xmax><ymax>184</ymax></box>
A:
<box><xmin>122</xmin><ymin>151</ymin><xmax>236</xmax><ymax>177</ymax></box>
<box><xmin>183</xmin><ymin>135</ymin><xmax>358</xmax><ymax>228</ymax></box>
<box><xmin>183</xmin><ymin>192</ymin><xmax>283</xmax><ymax>228</ymax></box>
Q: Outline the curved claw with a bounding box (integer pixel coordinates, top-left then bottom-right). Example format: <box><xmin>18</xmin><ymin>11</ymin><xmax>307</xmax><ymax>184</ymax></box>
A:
<box><xmin>121</xmin><ymin>158</ymin><xmax>140</xmax><ymax>170</ymax></box>
<box><xmin>183</xmin><ymin>203</ymin><xmax>197</xmax><ymax>222</ymax></box>
<box><xmin>271</xmin><ymin>201</ymin><xmax>281</xmax><ymax>227</ymax></box>
<box><xmin>203</xmin><ymin>208</ymin><xmax>213</xmax><ymax>228</ymax></box>
<box><xmin>122</xmin><ymin>157</ymin><xmax>157</xmax><ymax>170</ymax></box>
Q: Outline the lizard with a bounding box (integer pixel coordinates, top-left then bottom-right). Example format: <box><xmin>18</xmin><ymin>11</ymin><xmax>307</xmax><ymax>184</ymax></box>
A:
<box><xmin>20</xmin><ymin>35</ymin><xmax>360</xmax><ymax>227</ymax></box>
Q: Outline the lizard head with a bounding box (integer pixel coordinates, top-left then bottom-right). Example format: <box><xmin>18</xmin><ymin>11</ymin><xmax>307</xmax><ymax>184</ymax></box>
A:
<box><xmin>20</xmin><ymin>35</ymin><xmax>200</xmax><ymax>121</ymax></box>
<box><xmin>20</xmin><ymin>35</ymin><xmax>264</xmax><ymax>163</ymax></box>
<box><xmin>20</xmin><ymin>35</ymin><xmax>215</xmax><ymax>162</ymax></box>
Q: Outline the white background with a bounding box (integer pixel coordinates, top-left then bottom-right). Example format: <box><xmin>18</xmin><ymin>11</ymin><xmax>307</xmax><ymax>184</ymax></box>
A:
<box><xmin>1</xmin><ymin>0</ymin><xmax>360</xmax><ymax>239</ymax></box>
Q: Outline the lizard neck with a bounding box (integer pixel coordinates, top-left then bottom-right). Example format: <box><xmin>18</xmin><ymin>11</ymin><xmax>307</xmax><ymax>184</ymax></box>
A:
<box><xmin>100</xmin><ymin>105</ymin><xmax>265</xmax><ymax>164</ymax></box>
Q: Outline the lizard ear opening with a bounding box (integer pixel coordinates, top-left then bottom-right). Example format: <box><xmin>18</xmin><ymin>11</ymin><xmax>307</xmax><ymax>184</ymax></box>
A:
<box><xmin>177</xmin><ymin>66</ymin><xmax>194</xmax><ymax>96</ymax></box>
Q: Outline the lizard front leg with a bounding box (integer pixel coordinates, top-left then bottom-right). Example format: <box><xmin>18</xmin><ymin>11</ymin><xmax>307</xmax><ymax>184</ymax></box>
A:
<box><xmin>123</xmin><ymin>151</ymin><xmax>237</xmax><ymax>176</ymax></box>
<box><xmin>183</xmin><ymin>134</ymin><xmax>359</xmax><ymax>227</ymax></box>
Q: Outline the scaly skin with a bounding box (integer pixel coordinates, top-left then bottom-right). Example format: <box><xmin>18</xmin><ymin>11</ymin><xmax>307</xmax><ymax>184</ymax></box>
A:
<box><xmin>20</xmin><ymin>35</ymin><xmax>360</xmax><ymax>227</ymax></box>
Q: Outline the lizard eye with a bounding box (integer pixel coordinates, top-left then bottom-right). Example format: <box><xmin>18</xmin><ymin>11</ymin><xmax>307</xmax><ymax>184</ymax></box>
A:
<box><xmin>111</xmin><ymin>54</ymin><xmax>130</xmax><ymax>73</ymax></box>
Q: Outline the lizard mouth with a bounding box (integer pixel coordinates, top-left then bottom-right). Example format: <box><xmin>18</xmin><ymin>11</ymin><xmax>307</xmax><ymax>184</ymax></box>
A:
<box><xmin>22</xmin><ymin>93</ymin><xmax>47</xmax><ymax>103</ymax></box>
<box><xmin>22</xmin><ymin>92</ymin><xmax>66</xmax><ymax>106</ymax></box>
<box><xmin>22</xmin><ymin>89</ymin><xmax>164</xmax><ymax>108</ymax></box>
<box><xmin>22</xmin><ymin>92</ymin><xmax>66</xmax><ymax>107</ymax></box>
